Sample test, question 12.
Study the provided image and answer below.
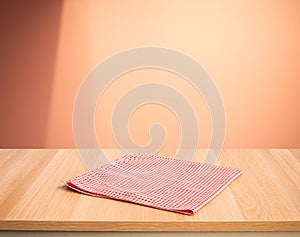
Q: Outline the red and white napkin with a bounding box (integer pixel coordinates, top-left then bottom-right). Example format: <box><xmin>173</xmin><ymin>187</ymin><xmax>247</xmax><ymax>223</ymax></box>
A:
<box><xmin>64</xmin><ymin>153</ymin><xmax>242</xmax><ymax>215</ymax></box>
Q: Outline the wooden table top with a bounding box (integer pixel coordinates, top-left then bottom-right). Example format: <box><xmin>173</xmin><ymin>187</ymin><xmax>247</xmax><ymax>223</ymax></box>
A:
<box><xmin>0</xmin><ymin>149</ymin><xmax>299</xmax><ymax>231</ymax></box>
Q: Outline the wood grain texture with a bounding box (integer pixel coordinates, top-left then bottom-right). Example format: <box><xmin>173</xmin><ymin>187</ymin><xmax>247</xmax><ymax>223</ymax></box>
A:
<box><xmin>0</xmin><ymin>149</ymin><xmax>299</xmax><ymax>231</ymax></box>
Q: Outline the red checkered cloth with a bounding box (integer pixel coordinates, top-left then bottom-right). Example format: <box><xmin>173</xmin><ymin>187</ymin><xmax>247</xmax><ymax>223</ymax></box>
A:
<box><xmin>64</xmin><ymin>153</ymin><xmax>243</xmax><ymax>215</ymax></box>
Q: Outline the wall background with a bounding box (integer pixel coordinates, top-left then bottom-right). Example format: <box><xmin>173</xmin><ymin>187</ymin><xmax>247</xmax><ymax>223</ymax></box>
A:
<box><xmin>0</xmin><ymin>0</ymin><xmax>299</xmax><ymax>148</ymax></box>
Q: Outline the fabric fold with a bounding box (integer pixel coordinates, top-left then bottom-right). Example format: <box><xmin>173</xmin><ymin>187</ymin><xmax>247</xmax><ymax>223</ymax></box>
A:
<box><xmin>64</xmin><ymin>153</ymin><xmax>243</xmax><ymax>215</ymax></box>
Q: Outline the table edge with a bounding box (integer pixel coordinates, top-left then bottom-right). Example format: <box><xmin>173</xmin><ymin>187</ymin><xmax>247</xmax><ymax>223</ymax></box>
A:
<box><xmin>0</xmin><ymin>220</ymin><xmax>299</xmax><ymax>231</ymax></box>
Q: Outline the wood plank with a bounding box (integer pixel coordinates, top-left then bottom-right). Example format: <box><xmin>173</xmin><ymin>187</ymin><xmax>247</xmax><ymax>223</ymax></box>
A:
<box><xmin>0</xmin><ymin>149</ymin><xmax>299</xmax><ymax>231</ymax></box>
<box><xmin>1</xmin><ymin>220</ymin><xmax>299</xmax><ymax>231</ymax></box>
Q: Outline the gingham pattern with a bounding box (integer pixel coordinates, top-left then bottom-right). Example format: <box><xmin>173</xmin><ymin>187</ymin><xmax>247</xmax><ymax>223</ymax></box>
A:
<box><xmin>64</xmin><ymin>153</ymin><xmax>243</xmax><ymax>215</ymax></box>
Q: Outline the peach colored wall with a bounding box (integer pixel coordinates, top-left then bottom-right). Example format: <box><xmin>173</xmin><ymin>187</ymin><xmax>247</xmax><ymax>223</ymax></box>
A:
<box><xmin>1</xmin><ymin>0</ymin><xmax>299</xmax><ymax>148</ymax></box>
<box><xmin>0</xmin><ymin>0</ymin><xmax>62</xmax><ymax>147</ymax></box>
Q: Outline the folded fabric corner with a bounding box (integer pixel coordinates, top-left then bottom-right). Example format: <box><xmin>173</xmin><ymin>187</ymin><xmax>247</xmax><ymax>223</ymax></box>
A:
<box><xmin>64</xmin><ymin>153</ymin><xmax>243</xmax><ymax>215</ymax></box>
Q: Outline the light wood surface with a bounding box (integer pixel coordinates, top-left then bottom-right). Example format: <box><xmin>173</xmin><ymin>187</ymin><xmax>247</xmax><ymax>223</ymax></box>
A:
<box><xmin>0</xmin><ymin>149</ymin><xmax>299</xmax><ymax>231</ymax></box>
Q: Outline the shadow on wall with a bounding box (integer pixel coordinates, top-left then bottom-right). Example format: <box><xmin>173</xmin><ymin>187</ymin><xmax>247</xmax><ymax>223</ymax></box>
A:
<box><xmin>1</xmin><ymin>1</ymin><xmax>300</xmax><ymax>148</ymax></box>
<box><xmin>0</xmin><ymin>0</ymin><xmax>62</xmax><ymax>147</ymax></box>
